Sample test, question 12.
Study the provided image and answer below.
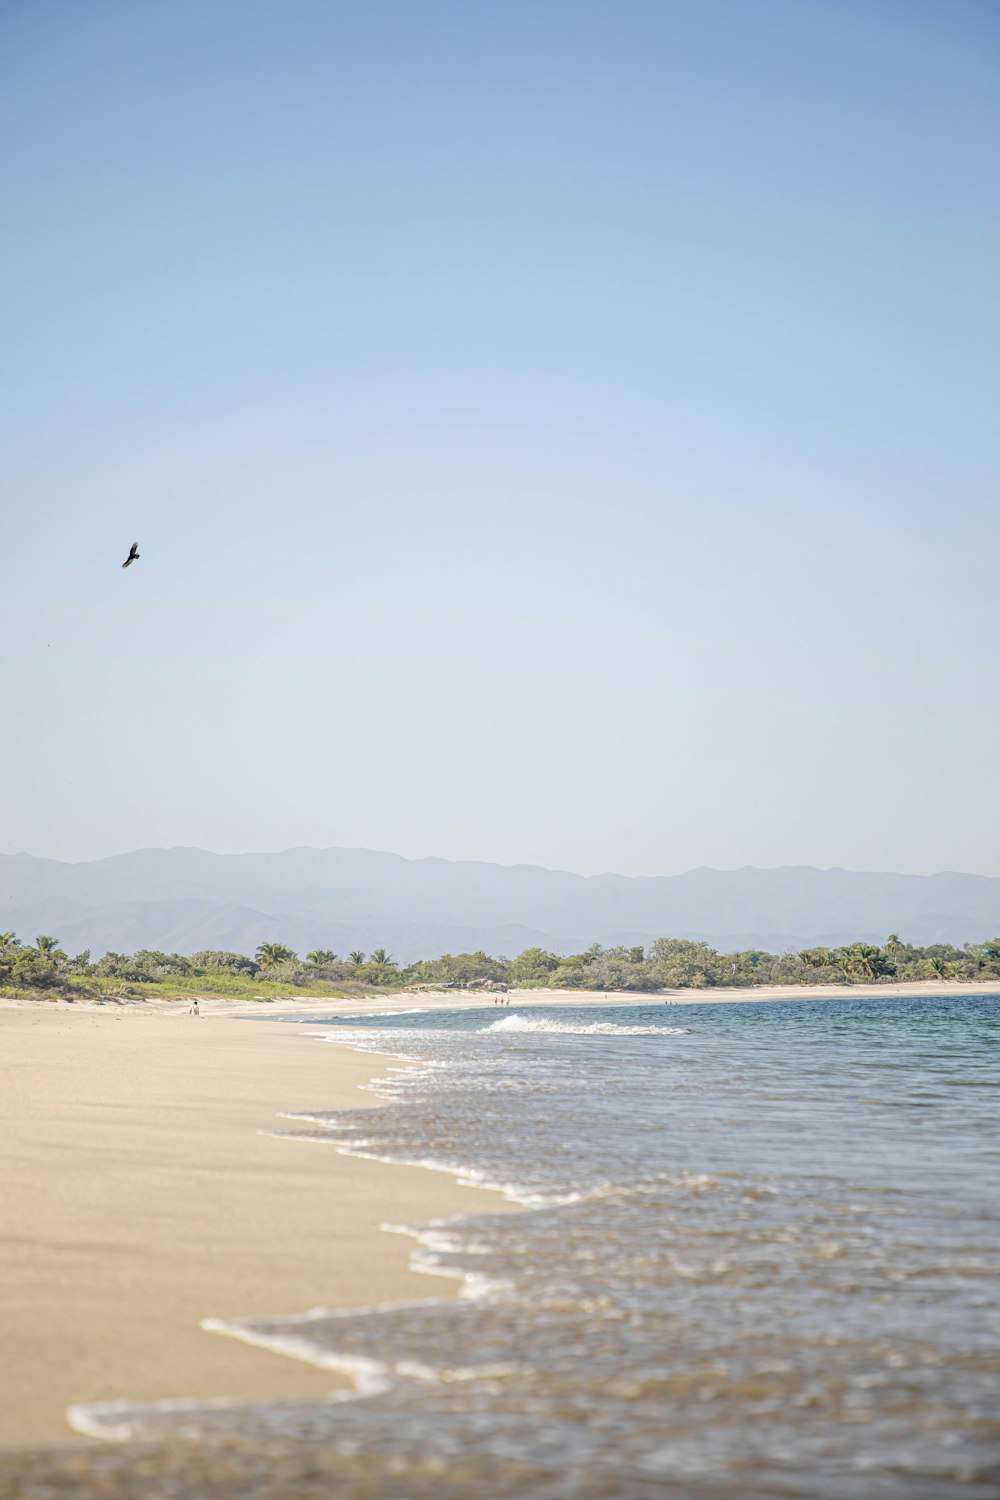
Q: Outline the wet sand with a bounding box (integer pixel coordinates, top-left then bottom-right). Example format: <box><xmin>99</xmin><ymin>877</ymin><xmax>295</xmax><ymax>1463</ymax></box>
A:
<box><xmin>0</xmin><ymin>1007</ymin><xmax>489</xmax><ymax>1448</ymax></box>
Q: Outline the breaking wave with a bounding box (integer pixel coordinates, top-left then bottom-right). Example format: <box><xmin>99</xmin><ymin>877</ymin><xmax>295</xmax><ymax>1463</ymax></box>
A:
<box><xmin>481</xmin><ymin>1014</ymin><xmax>688</xmax><ymax>1036</ymax></box>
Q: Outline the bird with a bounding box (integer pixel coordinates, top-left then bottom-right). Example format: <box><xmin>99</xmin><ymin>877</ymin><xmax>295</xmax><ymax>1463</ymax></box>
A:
<box><xmin>122</xmin><ymin>543</ymin><xmax>140</xmax><ymax>569</ymax></box>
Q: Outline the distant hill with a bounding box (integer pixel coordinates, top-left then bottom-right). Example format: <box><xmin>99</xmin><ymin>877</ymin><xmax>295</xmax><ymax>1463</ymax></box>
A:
<box><xmin>1</xmin><ymin>846</ymin><xmax>998</xmax><ymax>961</ymax></box>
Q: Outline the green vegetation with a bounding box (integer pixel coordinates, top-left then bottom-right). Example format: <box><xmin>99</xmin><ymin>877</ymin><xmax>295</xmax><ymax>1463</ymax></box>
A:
<box><xmin>2</xmin><ymin>931</ymin><xmax>999</xmax><ymax>1002</ymax></box>
<box><xmin>0</xmin><ymin>938</ymin><xmax>369</xmax><ymax>1002</ymax></box>
<box><xmin>254</xmin><ymin>942</ymin><xmax>297</xmax><ymax>971</ymax></box>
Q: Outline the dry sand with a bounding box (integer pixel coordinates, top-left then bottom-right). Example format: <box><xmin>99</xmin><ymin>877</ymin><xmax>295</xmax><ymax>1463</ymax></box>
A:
<box><xmin>0</xmin><ymin>1006</ymin><xmax>492</xmax><ymax>1448</ymax></box>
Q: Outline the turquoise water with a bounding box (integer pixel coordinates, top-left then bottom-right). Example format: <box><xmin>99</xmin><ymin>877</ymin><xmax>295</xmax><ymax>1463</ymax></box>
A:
<box><xmin>73</xmin><ymin>994</ymin><xmax>1000</xmax><ymax>1497</ymax></box>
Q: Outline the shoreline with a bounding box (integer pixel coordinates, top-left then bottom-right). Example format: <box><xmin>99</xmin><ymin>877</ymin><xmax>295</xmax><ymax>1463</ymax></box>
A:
<box><xmin>2</xmin><ymin>976</ymin><xmax>995</xmax><ymax>1025</ymax></box>
<box><xmin>235</xmin><ymin>976</ymin><xmax>1000</xmax><ymax>1018</ymax></box>
<box><xmin>2</xmin><ymin>980</ymin><xmax>995</xmax><ymax>1447</ymax></box>
<box><xmin>0</xmin><ymin>1008</ymin><xmax>506</xmax><ymax>1449</ymax></box>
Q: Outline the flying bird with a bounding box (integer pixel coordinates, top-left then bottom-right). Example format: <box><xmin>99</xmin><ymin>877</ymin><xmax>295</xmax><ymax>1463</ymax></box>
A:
<box><xmin>122</xmin><ymin>543</ymin><xmax>140</xmax><ymax>569</ymax></box>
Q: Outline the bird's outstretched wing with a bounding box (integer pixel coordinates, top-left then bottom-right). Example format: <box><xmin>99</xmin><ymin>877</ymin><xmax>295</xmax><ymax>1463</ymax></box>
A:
<box><xmin>122</xmin><ymin>543</ymin><xmax>139</xmax><ymax>568</ymax></box>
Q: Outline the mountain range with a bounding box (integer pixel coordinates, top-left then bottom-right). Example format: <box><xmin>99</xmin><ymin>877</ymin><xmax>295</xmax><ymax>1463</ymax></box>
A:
<box><xmin>1</xmin><ymin>846</ymin><xmax>998</xmax><ymax>961</ymax></box>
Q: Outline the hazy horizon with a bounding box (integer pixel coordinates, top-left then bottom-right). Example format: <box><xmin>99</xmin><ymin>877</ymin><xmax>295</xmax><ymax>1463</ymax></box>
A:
<box><xmin>3</xmin><ymin>2</ymin><xmax>998</xmax><ymax>878</ymax></box>
<box><xmin>5</xmin><ymin>839</ymin><xmax>998</xmax><ymax>884</ymax></box>
<box><xmin>5</xmin><ymin>830</ymin><xmax>999</xmax><ymax>882</ymax></box>
<box><xmin>4</xmin><ymin>842</ymin><xmax>999</xmax><ymax>961</ymax></box>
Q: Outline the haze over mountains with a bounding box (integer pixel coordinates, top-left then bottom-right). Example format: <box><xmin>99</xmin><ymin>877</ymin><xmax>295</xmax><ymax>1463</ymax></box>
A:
<box><xmin>1</xmin><ymin>847</ymin><xmax>998</xmax><ymax>961</ymax></box>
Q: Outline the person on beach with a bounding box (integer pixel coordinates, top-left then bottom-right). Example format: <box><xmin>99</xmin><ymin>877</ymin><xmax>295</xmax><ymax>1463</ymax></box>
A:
<box><xmin>190</xmin><ymin>999</ymin><xmax>200</xmax><ymax>1017</ymax></box>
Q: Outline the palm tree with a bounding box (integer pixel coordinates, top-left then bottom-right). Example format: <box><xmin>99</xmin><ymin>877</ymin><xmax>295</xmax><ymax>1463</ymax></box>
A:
<box><xmin>306</xmin><ymin>949</ymin><xmax>336</xmax><ymax>966</ymax></box>
<box><xmin>0</xmin><ymin>932</ymin><xmax>22</xmax><ymax>953</ymax></box>
<box><xmin>255</xmin><ymin>942</ymin><xmax>297</xmax><ymax>970</ymax></box>
<box><xmin>925</xmin><ymin>955</ymin><xmax>948</xmax><ymax>981</ymax></box>
<box><xmin>365</xmin><ymin>947</ymin><xmax>397</xmax><ymax>986</ymax></box>
<box><xmin>885</xmin><ymin>933</ymin><xmax>902</xmax><ymax>960</ymax></box>
<box><xmin>348</xmin><ymin>950</ymin><xmax>366</xmax><ymax>967</ymax></box>
<box><xmin>34</xmin><ymin>934</ymin><xmax>67</xmax><ymax>962</ymax></box>
<box><xmin>850</xmin><ymin>944</ymin><xmax>882</xmax><ymax>981</ymax></box>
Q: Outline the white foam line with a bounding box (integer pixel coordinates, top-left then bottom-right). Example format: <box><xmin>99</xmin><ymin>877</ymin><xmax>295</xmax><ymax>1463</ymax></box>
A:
<box><xmin>376</xmin><ymin>1223</ymin><xmax>485</xmax><ymax>1289</ymax></box>
<box><xmin>67</xmin><ymin>1392</ymin><xmax>305</xmax><ymax>1442</ymax></box>
<box><xmin>277</xmin><ymin>1111</ymin><xmax>362</xmax><ymax>1128</ymax></box>
<box><xmin>459</xmin><ymin>1272</ymin><xmax>516</xmax><ymax>1302</ymax></box>
<box><xmin>201</xmin><ymin>1317</ymin><xmax>393</xmax><ymax>1397</ymax></box>
<box><xmin>204</xmin><ymin>1317</ymin><xmax>521</xmax><ymax>1389</ymax></box>
<box><xmin>377</xmin><ymin>1220</ymin><xmax>516</xmax><ymax>1301</ymax></box>
<box><xmin>323</xmin><ymin>1144</ymin><xmax>509</xmax><ymax>1196</ymax></box>
<box><xmin>273</xmin><ymin>1119</ymin><xmax>610</xmax><ymax>1209</ymax></box>
<box><xmin>312</xmin><ymin>1007</ymin><xmax>431</xmax><ymax>1019</ymax></box>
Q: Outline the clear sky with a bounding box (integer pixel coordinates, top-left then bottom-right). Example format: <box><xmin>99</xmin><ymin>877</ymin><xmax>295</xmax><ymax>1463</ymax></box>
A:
<box><xmin>2</xmin><ymin>0</ymin><xmax>998</xmax><ymax>876</ymax></box>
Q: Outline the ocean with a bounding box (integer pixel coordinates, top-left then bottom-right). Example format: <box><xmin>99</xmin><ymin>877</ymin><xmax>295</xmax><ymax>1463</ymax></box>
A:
<box><xmin>55</xmin><ymin>995</ymin><xmax>1000</xmax><ymax>1496</ymax></box>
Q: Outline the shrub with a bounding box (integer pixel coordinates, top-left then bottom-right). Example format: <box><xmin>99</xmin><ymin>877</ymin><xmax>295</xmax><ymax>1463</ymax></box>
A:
<box><xmin>189</xmin><ymin>950</ymin><xmax>260</xmax><ymax>976</ymax></box>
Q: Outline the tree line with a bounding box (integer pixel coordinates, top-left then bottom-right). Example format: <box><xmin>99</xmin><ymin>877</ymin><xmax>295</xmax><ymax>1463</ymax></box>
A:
<box><xmin>2</xmin><ymin>930</ymin><xmax>999</xmax><ymax>995</ymax></box>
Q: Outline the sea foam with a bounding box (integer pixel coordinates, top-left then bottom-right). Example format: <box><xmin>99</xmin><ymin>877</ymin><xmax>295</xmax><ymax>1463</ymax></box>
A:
<box><xmin>481</xmin><ymin>1014</ymin><xmax>688</xmax><ymax>1036</ymax></box>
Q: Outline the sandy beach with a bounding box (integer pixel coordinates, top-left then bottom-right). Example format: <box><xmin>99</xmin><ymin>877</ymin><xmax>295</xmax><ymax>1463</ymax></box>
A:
<box><xmin>1</xmin><ymin>977</ymin><xmax>993</xmax><ymax>1452</ymax></box>
<box><xmin>0</xmin><ymin>1006</ymin><xmax>490</xmax><ymax>1448</ymax></box>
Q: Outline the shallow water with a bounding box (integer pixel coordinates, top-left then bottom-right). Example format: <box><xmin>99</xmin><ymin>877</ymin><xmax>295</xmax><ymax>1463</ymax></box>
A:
<box><xmin>19</xmin><ymin>995</ymin><xmax>1000</xmax><ymax>1498</ymax></box>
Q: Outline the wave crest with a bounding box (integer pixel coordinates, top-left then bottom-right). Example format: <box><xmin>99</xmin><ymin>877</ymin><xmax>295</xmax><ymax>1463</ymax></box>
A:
<box><xmin>482</xmin><ymin>1015</ymin><xmax>688</xmax><ymax>1036</ymax></box>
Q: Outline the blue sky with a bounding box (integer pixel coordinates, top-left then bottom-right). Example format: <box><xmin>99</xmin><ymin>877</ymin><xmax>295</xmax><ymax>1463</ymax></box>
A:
<box><xmin>2</xmin><ymin>0</ymin><xmax>998</xmax><ymax>875</ymax></box>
